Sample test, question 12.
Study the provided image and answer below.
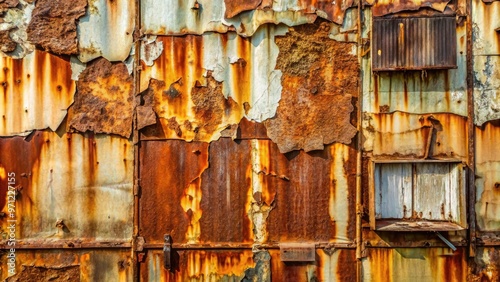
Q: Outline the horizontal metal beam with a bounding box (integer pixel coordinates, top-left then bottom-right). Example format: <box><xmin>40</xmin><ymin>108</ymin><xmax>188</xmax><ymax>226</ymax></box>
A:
<box><xmin>0</xmin><ymin>239</ymin><xmax>131</xmax><ymax>250</ymax></box>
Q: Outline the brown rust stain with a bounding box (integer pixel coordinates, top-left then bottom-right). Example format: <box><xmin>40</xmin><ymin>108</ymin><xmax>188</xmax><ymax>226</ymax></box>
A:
<box><xmin>27</xmin><ymin>0</ymin><xmax>87</xmax><ymax>55</ymax></box>
<box><xmin>5</xmin><ymin>265</ymin><xmax>80</xmax><ymax>281</ymax></box>
<box><xmin>264</xmin><ymin>19</ymin><xmax>358</xmax><ymax>153</ymax></box>
<box><xmin>224</xmin><ymin>0</ymin><xmax>262</xmax><ymax>18</ymax></box>
<box><xmin>0</xmin><ymin>0</ymin><xmax>18</xmax><ymax>12</ymax></box>
<box><xmin>296</xmin><ymin>0</ymin><xmax>355</xmax><ymax>24</ymax></box>
<box><xmin>469</xmin><ymin>248</ymin><xmax>500</xmax><ymax>282</ymax></box>
<box><xmin>139</xmin><ymin>140</ymin><xmax>209</xmax><ymax>244</ymax></box>
<box><xmin>68</xmin><ymin>58</ymin><xmax>134</xmax><ymax>138</ymax></box>
<box><xmin>0</xmin><ymin>132</ymin><xmax>44</xmax><ymax>212</ymax></box>
<box><xmin>0</xmin><ymin>30</ymin><xmax>17</xmax><ymax>53</ymax></box>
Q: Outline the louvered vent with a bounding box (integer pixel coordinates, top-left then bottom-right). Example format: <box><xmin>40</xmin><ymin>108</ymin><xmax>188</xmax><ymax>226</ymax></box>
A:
<box><xmin>372</xmin><ymin>17</ymin><xmax>457</xmax><ymax>71</ymax></box>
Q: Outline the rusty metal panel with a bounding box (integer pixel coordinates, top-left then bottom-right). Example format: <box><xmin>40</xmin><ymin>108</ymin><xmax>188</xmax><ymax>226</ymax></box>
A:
<box><xmin>363</xmin><ymin>112</ymin><xmax>468</xmax><ymax>159</ymax></box>
<box><xmin>140</xmin><ymin>249</ymin><xmax>258</xmax><ymax>281</ymax></box>
<box><xmin>475</xmin><ymin>121</ymin><xmax>500</xmax><ymax>231</ymax></box>
<box><xmin>368</xmin><ymin>0</ymin><xmax>451</xmax><ymax>17</ymax></box>
<box><xmin>67</xmin><ymin>57</ymin><xmax>134</xmax><ymax>138</ymax></box>
<box><xmin>362</xmin><ymin>248</ymin><xmax>467</xmax><ymax>282</ymax></box>
<box><xmin>0</xmin><ymin>131</ymin><xmax>134</xmax><ymax>241</ymax></box>
<box><xmin>264</xmin><ymin>20</ymin><xmax>358</xmax><ymax>153</ymax></box>
<box><xmin>0</xmin><ymin>50</ymin><xmax>75</xmax><ymax>136</ymax></box>
<box><xmin>140</xmin><ymin>0</ymin><xmax>355</xmax><ymax>37</ymax></box>
<box><xmin>372</xmin><ymin>17</ymin><xmax>457</xmax><ymax>71</ymax></box>
<box><xmin>139</xmin><ymin>25</ymin><xmax>286</xmax><ymax>142</ymax></box>
<box><xmin>472</xmin><ymin>0</ymin><xmax>500</xmax><ymax>56</ymax></box>
<box><xmin>27</xmin><ymin>0</ymin><xmax>86</xmax><ymax>56</ymax></box>
<box><xmin>77</xmin><ymin>0</ymin><xmax>135</xmax><ymax>63</ymax></box>
<box><xmin>364</xmin><ymin>20</ymin><xmax>467</xmax><ymax>116</ymax></box>
<box><xmin>140</xmin><ymin>138</ymin><xmax>355</xmax><ymax>245</ymax></box>
<box><xmin>0</xmin><ymin>249</ymin><xmax>133</xmax><ymax>281</ymax></box>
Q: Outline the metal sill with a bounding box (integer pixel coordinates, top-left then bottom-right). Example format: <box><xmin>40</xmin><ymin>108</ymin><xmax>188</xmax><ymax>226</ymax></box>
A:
<box><xmin>375</xmin><ymin>219</ymin><xmax>466</xmax><ymax>232</ymax></box>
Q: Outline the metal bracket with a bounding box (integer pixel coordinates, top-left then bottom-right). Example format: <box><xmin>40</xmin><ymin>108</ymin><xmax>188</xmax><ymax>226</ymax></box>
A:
<box><xmin>435</xmin><ymin>232</ymin><xmax>457</xmax><ymax>252</ymax></box>
<box><xmin>163</xmin><ymin>234</ymin><xmax>172</xmax><ymax>271</ymax></box>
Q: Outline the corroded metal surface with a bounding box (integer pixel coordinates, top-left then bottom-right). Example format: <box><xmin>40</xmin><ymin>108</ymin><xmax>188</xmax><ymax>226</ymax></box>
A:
<box><xmin>141</xmin><ymin>0</ymin><xmax>353</xmax><ymax>37</ymax></box>
<box><xmin>140</xmin><ymin>25</ymin><xmax>286</xmax><ymax>141</ymax></box>
<box><xmin>77</xmin><ymin>0</ymin><xmax>135</xmax><ymax>63</ymax></box>
<box><xmin>67</xmin><ymin>58</ymin><xmax>134</xmax><ymax>138</ymax></box>
<box><xmin>368</xmin><ymin>0</ymin><xmax>451</xmax><ymax>17</ymax></box>
<box><xmin>26</xmin><ymin>0</ymin><xmax>86</xmax><ymax>55</ymax></box>
<box><xmin>363</xmin><ymin>21</ymin><xmax>467</xmax><ymax>116</ymax></box>
<box><xmin>363</xmin><ymin>112</ymin><xmax>468</xmax><ymax>159</ymax></box>
<box><xmin>0</xmin><ymin>131</ymin><xmax>133</xmax><ymax>241</ymax></box>
<box><xmin>475</xmin><ymin>121</ymin><xmax>500</xmax><ymax>231</ymax></box>
<box><xmin>0</xmin><ymin>249</ymin><xmax>133</xmax><ymax>281</ymax></box>
<box><xmin>362</xmin><ymin>248</ymin><xmax>467</xmax><ymax>282</ymax></box>
<box><xmin>264</xmin><ymin>20</ymin><xmax>358</xmax><ymax>153</ymax></box>
<box><xmin>140</xmin><ymin>139</ymin><xmax>355</xmax><ymax>245</ymax></box>
<box><xmin>0</xmin><ymin>0</ymin><xmax>35</xmax><ymax>58</ymax></box>
<box><xmin>0</xmin><ymin>50</ymin><xmax>75</xmax><ymax>136</ymax></box>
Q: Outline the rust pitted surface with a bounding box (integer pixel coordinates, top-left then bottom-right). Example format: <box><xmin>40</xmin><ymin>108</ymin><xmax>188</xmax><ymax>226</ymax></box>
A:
<box><xmin>191</xmin><ymin>75</ymin><xmax>240</xmax><ymax>141</ymax></box>
<box><xmin>224</xmin><ymin>0</ymin><xmax>262</xmax><ymax>18</ymax></box>
<box><xmin>368</xmin><ymin>0</ymin><xmax>451</xmax><ymax>17</ymax></box>
<box><xmin>0</xmin><ymin>0</ymin><xmax>19</xmax><ymax>12</ymax></box>
<box><xmin>27</xmin><ymin>0</ymin><xmax>87</xmax><ymax>55</ymax></box>
<box><xmin>470</xmin><ymin>248</ymin><xmax>500</xmax><ymax>281</ymax></box>
<box><xmin>141</xmin><ymin>74</ymin><xmax>242</xmax><ymax>141</ymax></box>
<box><xmin>265</xmin><ymin>20</ymin><xmax>358</xmax><ymax>153</ymax></box>
<box><xmin>5</xmin><ymin>265</ymin><xmax>79</xmax><ymax>282</ymax></box>
<box><xmin>0</xmin><ymin>30</ymin><xmax>16</xmax><ymax>52</ymax></box>
<box><xmin>139</xmin><ymin>140</ymin><xmax>209</xmax><ymax>244</ymax></box>
<box><xmin>68</xmin><ymin>58</ymin><xmax>134</xmax><ymax>138</ymax></box>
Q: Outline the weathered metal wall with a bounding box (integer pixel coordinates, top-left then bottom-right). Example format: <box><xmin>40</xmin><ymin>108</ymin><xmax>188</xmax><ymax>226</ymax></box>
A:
<box><xmin>0</xmin><ymin>0</ymin><xmax>499</xmax><ymax>281</ymax></box>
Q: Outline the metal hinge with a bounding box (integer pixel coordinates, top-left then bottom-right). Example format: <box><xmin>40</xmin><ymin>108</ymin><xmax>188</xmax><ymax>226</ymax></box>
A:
<box><xmin>163</xmin><ymin>234</ymin><xmax>172</xmax><ymax>271</ymax></box>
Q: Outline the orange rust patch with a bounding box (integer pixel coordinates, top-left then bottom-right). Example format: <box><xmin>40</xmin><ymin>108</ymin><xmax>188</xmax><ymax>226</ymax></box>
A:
<box><xmin>264</xmin><ymin>19</ymin><xmax>358</xmax><ymax>153</ymax></box>
<box><xmin>68</xmin><ymin>58</ymin><xmax>134</xmax><ymax>138</ymax></box>
<box><xmin>0</xmin><ymin>30</ymin><xmax>16</xmax><ymax>53</ymax></box>
<box><xmin>27</xmin><ymin>0</ymin><xmax>87</xmax><ymax>55</ymax></box>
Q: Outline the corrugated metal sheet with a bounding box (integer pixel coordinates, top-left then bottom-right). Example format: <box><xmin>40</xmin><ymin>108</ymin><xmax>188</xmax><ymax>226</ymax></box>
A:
<box><xmin>363</xmin><ymin>22</ymin><xmax>467</xmax><ymax>116</ymax></box>
<box><xmin>372</xmin><ymin>17</ymin><xmax>457</xmax><ymax>71</ymax></box>
<box><xmin>139</xmin><ymin>25</ymin><xmax>286</xmax><ymax>142</ymax></box>
<box><xmin>77</xmin><ymin>0</ymin><xmax>135</xmax><ymax>63</ymax></box>
<box><xmin>0</xmin><ymin>131</ymin><xmax>133</xmax><ymax>241</ymax></box>
<box><xmin>0</xmin><ymin>250</ymin><xmax>133</xmax><ymax>281</ymax></box>
<box><xmin>140</xmin><ymin>0</ymin><xmax>356</xmax><ymax>37</ymax></box>
<box><xmin>0</xmin><ymin>50</ymin><xmax>75</xmax><ymax>136</ymax></box>
<box><xmin>139</xmin><ymin>139</ymin><xmax>355</xmax><ymax>246</ymax></box>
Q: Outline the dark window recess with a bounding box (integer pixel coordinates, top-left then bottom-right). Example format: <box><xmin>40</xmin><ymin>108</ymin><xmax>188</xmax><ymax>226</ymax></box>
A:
<box><xmin>372</xmin><ymin>17</ymin><xmax>457</xmax><ymax>71</ymax></box>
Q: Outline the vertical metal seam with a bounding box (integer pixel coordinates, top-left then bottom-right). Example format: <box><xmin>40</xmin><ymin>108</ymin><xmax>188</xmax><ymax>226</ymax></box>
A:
<box><xmin>132</xmin><ymin>0</ymin><xmax>142</xmax><ymax>280</ymax></box>
<box><xmin>356</xmin><ymin>0</ymin><xmax>364</xmax><ymax>281</ymax></box>
<box><xmin>466</xmin><ymin>0</ymin><xmax>476</xmax><ymax>258</ymax></box>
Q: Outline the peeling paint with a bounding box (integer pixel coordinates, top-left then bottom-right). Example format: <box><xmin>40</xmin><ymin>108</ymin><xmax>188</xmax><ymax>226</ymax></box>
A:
<box><xmin>5</xmin><ymin>265</ymin><xmax>80</xmax><ymax>281</ymax></box>
<box><xmin>140</xmin><ymin>36</ymin><xmax>164</xmax><ymax>67</ymax></box>
<box><xmin>140</xmin><ymin>25</ymin><xmax>286</xmax><ymax>141</ymax></box>
<box><xmin>77</xmin><ymin>0</ymin><xmax>135</xmax><ymax>62</ymax></box>
<box><xmin>368</xmin><ymin>0</ymin><xmax>451</xmax><ymax>17</ymax></box>
<box><xmin>0</xmin><ymin>0</ymin><xmax>34</xmax><ymax>58</ymax></box>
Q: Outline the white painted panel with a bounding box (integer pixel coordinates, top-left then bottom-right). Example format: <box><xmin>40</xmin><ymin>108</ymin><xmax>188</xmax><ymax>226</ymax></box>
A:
<box><xmin>375</xmin><ymin>163</ymin><xmax>412</xmax><ymax>219</ymax></box>
<box><xmin>414</xmin><ymin>163</ymin><xmax>451</xmax><ymax>221</ymax></box>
